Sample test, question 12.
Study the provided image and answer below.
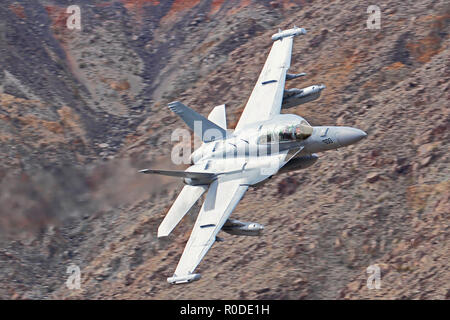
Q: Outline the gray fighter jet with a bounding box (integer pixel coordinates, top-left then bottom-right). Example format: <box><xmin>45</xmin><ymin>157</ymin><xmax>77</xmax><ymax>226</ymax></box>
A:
<box><xmin>140</xmin><ymin>27</ymin><xmax>367</xmax><ymax>284</ymax></box>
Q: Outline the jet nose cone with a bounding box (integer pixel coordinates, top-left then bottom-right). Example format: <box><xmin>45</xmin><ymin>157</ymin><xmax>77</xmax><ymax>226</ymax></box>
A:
<box><xmin>336</xmin><ymin>127</ymin><xmax>367</xmax><ymax>147</ymax></box>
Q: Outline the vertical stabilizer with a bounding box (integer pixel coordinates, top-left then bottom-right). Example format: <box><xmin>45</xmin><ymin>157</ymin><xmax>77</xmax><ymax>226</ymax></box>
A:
<box><xmin>207</xmin><ymin>104</ymin><xmax>227</xmax><ymax>130</ymax></box>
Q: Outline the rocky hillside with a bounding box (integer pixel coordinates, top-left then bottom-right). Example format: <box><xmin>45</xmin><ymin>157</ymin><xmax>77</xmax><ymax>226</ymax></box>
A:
<box><xmin>0</xmin><ymin>0</ymin><xmax>448</xmax><ymax>299</ymax></box>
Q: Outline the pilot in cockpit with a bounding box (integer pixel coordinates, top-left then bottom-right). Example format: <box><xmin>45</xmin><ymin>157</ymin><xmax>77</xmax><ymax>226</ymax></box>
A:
<box><xmin>258</xmin><ymin>121</ymin><xmax>312</xmax><ymax>144</ymax></box>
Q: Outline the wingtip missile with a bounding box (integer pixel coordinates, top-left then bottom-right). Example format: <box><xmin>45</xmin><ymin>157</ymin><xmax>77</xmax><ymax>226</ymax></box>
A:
<box><xmin>157</xmin><ymin>228</ymin><xmax>169</xmax><ymax>238</ymax></box>
<box><xmin>271</xmin><ymin>26</ymin><xmax>306</xmax><ymax>41</ymax></box>
<box><xmin>167</xmin><ymin>273</ymin><xmax>201</xmax><ymax>284</ymax></box>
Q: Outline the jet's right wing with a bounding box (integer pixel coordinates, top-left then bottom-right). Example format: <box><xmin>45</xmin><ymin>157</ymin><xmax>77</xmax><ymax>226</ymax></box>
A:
<box><xmin>168</xmin><ymin>179</ymin><xmax>248</xmax><ymax>284</ymax></box>
<box><xmin>168</xmin><ymin>101</ymin><xmax>227</xmax><ymax>142</ymax></box>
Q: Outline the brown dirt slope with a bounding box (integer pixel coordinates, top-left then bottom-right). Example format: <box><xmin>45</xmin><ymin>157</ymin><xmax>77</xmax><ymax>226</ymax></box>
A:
<box><xmin>0</xmin><ymin>0</ymin><xmax>448</xmax><ymax>299</ymax></box>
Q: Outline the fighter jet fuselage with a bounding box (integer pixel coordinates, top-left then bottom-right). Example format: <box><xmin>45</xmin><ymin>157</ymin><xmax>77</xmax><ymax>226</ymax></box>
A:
<box><xmin>186</xmin><ymin>114</ymin><xmax>366</xmax><ymax>187</ymax></box>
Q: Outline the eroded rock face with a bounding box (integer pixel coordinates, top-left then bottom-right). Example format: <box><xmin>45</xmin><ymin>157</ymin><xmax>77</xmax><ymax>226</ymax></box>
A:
<box><xmin>0</xmin><ymin>0</ymin><xmax>449</xmax><ymax>300</ymax></box>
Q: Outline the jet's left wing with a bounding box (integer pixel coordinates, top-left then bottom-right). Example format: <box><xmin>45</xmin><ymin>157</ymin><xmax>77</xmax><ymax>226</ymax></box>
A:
<box><xmin>167</xmin><ymin>179</ymin><xmax>248</xmax><ymax>284</ymax></box>
<box><xmin>235</xmin><ymin>27</ymin><xmax>306</xmax><ymax>131</ymax></box>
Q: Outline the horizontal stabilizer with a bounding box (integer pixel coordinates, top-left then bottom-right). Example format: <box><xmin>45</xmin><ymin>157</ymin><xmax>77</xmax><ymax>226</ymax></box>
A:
<box><xmin>139</xmin><ymin>169</ymin><xmax>216</xmax><ymax>180</ymax></box>
<box><xmin>168</xmin><ymin>101</ymin><xmax>227</xmax><ymax>142</ymax></box>
<box><xmin>158</xmin><ymin>185</ymin><xmax>207</xmax><ymax>237</ymax></box>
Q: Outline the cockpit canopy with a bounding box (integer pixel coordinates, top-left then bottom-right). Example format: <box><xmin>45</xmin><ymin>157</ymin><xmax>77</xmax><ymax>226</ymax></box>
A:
<box><xmin>258</xmin><ymin>120</ymin><xmax>313</xmax><ymax>144</ymax></box>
